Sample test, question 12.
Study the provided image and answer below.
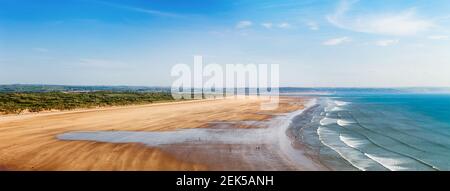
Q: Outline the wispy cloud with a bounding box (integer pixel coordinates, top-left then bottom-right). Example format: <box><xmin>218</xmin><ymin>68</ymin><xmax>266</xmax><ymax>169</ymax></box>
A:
<box><xmin>327</xmin><ymin>0</ymin><xmax>434</xmax><ymax>36</ymax></box>
<box><xmin>261</xmin><ymin>22</ymin><xmax>273</xmax><ymax>29</ymax></box>
<box><xmin>375</xmin><ymin>39</ymin><xmax>399</xmax><ymax>46</ymax></box>
<box><xmin>306</xmin><ymin>21</ymin><xmax>319</xmax><ymax>30</ymax></box>
<box><xmin>236</xmin><ymin>20</ymin><xmax>253</xmax><ymax>29</ymax></box>
<box><xmin>428</xmin><ymin>35</ymin><xmax>449</xmax><ymax>40</ymax></box>
<box><xmin>278</xmin><ymin>22</ymin><xmax>291</xmax><ymax>29</ymax></box>
<box><xmin>94</xmin><ymin>0</ymin><xmax>182</xmax><ymax>18</ymax></box>
<box><xmin>323</xmin><ymin>37</ymin><xmax>351</xmax><ymax>46</ymax></box>
<box><xmin>260</xmin><ymin>22</ymin><xmax>291</xmax><ymax>29</ymax></box>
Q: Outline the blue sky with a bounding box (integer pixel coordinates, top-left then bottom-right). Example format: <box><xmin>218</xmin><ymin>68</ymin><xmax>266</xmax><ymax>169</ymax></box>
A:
<box><xmin>1</xmin><ymin>0</ymin><xmax>450</xmax><ymax>87</ymax></box>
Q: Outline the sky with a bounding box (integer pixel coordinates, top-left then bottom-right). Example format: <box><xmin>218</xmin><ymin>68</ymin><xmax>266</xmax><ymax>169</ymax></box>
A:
<box><xmin>1</xmin><ymin>0</ymin><xmax>450</xmax><ymax>87</ymax></box>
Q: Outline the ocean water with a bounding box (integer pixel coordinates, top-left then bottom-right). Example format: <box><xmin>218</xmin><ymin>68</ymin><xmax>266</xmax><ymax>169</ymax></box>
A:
<box><xmin>301</xmin><ymin>93</ymin><xmax>450</xmax><ymax>171</ymax></box>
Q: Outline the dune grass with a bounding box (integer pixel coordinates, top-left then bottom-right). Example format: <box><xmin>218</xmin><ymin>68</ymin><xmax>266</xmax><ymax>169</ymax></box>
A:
<box><xmin>0</xmin><ymin>91</ymin><xmax>174</xmax><ymax>114</ymax></box>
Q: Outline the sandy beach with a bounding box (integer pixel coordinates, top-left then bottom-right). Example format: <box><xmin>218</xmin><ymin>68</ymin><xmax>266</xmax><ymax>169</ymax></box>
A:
<box><xmin>0</xmin><ymin>96</ymin><xmax>325</xmax><ymax>171</ymax></box>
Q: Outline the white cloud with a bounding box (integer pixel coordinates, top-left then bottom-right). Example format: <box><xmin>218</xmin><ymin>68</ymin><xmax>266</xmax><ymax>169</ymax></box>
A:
<box><xmin>428</xmin><ymin>35</ymin><xmax>449</xmax><ymax>40</ymax></box>
<box><xmin>33</xmin><ymin>48</ymin><xmax>49</xmax><ymax>53</ymax></box>
<box><xmin>307</xmin><ymin>21</ymin><xmax>319</xmax><ymax>30</ymax></box>
<box><xmin>236</xmin><ymin>20</ymin><xmax>253</xmax><ymax>29</ymax></box>
<box><xmin>327</xmin><ymin>0</ymin><xmax>434</xmax><ymax>36</ymax></box>
<box><xmin>323</xmin><ymin>37</ymin><xmax>351</xmax><ymax>46</ymax></box>
<box><xmin>375</xmin><ymin>39</ymin><xmax>399</xmax><ymax>46</ymax></box>
<box><xmin>261</xmin><ymin>22</ymin><xmax>291</xmax><ymax>29</ymax></box>
<box><xmin>278</xmin><ymin>22</ymin><xmax>291</xmax><ymax>29</ymax></box>
<box><xmin>261</xmin><ymin>22</ymin><xmax>273</xmax><ymax>29</ymax></box>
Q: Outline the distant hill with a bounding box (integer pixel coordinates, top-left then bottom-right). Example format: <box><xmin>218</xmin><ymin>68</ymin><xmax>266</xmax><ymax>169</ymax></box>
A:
<box><xmin>1</xmin><ymin>84</ymin><xmax>448</xmax><ymax>94</ymax></box>
<box><xmin>0</xmin><ymin>84</ymin><xmax>170</xmax><ymax>93</ymax></box>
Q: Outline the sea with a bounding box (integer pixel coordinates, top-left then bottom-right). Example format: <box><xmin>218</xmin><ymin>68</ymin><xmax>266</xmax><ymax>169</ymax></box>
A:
<box><xmin>56</xmin><ymin>87</ymin><xmax>450</xmax><ymax>171</ymax></box>
<box><xmin>287</xmin><ymin>88</ymin><xmax>450</xmax><ymax>171</ymax></box>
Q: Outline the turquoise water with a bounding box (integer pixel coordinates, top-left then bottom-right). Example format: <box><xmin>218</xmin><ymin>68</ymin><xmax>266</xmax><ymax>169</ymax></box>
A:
<box><xmin>315</xmin><ymin>94</ymin><xmax>450</xmax><ymax>171</ymax></box>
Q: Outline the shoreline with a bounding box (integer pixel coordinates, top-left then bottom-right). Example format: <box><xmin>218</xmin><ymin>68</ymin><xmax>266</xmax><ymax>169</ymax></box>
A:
<box><xmin>0</xmin><ymin>96</ymin><xmax>323</xmax><ymax>170</ymax></box>
<box><xmin>279</xmin><ymin>99</ymin><xmax>329</xmax><ymax>170</ymax></box>
<box><xmin>160</xmin><ymin>98</ymin><xmax>327</xmax><ymax>170</ymax></box>
<box><xmin>57</xmin><ymin>98</ymin><xmax>327</xmax><ymax>170</ymax></box>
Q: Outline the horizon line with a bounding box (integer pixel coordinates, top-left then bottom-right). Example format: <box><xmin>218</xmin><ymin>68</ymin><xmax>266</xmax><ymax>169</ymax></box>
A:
<box><xmin>1</xmin><ymin>84</ymin><xmax>450</xmax><ymax>89</ymax></box>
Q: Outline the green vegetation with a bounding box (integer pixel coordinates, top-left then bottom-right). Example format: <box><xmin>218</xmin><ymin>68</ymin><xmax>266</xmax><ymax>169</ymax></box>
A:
<box><xmin>0</xmin><ymin>84</ymin><xmax>169</xmax><ymax>93</ymax></box>
<box><xmin>0</xmin><ymin>91</ymin><xmax>174</xmax><ymax>114</ymax></box>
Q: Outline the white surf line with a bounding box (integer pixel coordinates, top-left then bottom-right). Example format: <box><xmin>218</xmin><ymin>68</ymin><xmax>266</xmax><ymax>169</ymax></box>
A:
<box><xmin>364</xmin><ymin>154</ymin><xmax>410</xmax><ymax>171</ymax></box>
<box><xmin>338</xmin><ymin>134</ymin><xmax>394</xmax><ymax>171</ymax></box>
<box><xmin>271</xmin><ymin>98</ymin><xmax>325</xmax><ymax>170</ymax></box>
<box><xmin>337</xmin><ymin>120</ymin><xmax>440</xmax><ymax>171</ymax></box>
<box><xmin>317</xmin><ymin>127</ymin><xmax>369</xmax><ymax>171</ymax></box>
<box><xmin>316</xmin><ymin>99</ymin><xmax>386</xmax><ymax>171</ymax></box>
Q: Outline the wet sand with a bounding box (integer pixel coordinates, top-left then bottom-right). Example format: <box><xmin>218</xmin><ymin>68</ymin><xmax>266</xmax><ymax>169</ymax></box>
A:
<box><xmin>0</xmin><ymin>96</ymin><xmax>326</xmax><ymax>170</ymax></box>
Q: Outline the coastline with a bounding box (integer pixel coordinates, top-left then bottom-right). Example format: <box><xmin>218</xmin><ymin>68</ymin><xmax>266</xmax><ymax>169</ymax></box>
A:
<box><xmin>302</xmin><ymin>95</ymin><xmax>450</xmax><ymax>171</ymax></box>
<box><xmin>0</xmin><ymin>96</ymin><xmax>324</xmax><ymax>170</ymax></box>
<box><xmin>287</xmin><ymin>98</ymin><xmax>361</xmax><ymax>171</ymax></box>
